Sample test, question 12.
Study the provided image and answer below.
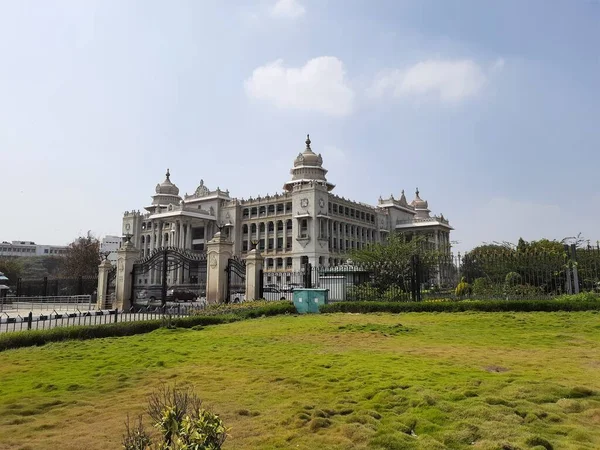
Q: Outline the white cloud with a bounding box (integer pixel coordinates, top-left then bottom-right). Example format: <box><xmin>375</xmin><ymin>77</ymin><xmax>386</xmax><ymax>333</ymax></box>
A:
<box><xmin>244</xmin><ymin>57</ymin><xmax>355</xmax><ymax>117</ymax></box>
<box><xmin>270</xmin><ymin>0</ymin><xmax>305</xmax><ymax>19</ymax></box>
<box><xmin>369</xmin><ymin>59</ymin><xmax>492</xmax><ymax>103</ymax></box>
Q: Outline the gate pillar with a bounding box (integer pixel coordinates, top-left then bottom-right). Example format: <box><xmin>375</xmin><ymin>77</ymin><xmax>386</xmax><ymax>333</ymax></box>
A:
<box><xmin>115</xmin><ymin>240</ymin><xmax>138</xmax><ymax>310</ymax></box>
<box><xmin>245</xmin><ymin>248</ymin><xmax>264</xmax><ymax>301</ymax></box>
<box><xmin>206</xmin><ymin>232</ymin><xmax>233</xmax><ymax>304</ymax></box>
<box><xmin>96</xmin><ymin>258</ymin><xmax>112</xmax><ymax>310</ymax></box>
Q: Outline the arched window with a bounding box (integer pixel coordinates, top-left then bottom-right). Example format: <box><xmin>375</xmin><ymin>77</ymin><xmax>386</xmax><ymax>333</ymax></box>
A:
<box><xmin>268</xmin><ymin>222</ymin><xmax>275</xmax><ymax>232</ymax></box>
<box><xmin>251</xmin><ymin>223</ymin><xmax>257</xmax><ymax>233</ymax></box>
<box><xmin>259</xmin><ymin>222</ymin><xmax>265</xmax><ymax>232</ymax></box>
<box><xmin>242</xmin><ymin>224</ymin><xmax>248</xmax><ymax>234</ymax></box>
<box><xmin>141</xmin><ymin>236</ymin><xmax>145</xmax><ymax>244</ymax></box>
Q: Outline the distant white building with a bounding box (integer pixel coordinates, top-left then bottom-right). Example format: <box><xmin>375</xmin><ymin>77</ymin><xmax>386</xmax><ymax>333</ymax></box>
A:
<box><xmin>100</xmin><ymin>235</ymin><xmax>122</xmax><ymax>265</ymax></box>
<box><xmin>0</xmin><ymin>241</ymin><xmax>68</xmax><ymax>258</ymax></box>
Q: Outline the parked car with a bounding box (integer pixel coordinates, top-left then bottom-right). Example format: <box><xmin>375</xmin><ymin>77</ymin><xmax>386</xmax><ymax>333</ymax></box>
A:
<box><xmin>263</xmin><ymin>287</ymin><xmax>292</xmax><ymax>301</ymax></box>
<box><xmin>166</xmin><ymin>288</ymin><xmax>198</xmax><ymax>302</ymax></box>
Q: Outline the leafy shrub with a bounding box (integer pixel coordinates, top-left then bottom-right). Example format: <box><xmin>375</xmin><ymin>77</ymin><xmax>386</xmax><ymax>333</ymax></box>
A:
<box><xmin>554</xmin><ymin>292</ymin><xmax>600</xmax><ymax>302</ymax></box>
<box><xmin>471</xmin><ymin>278</ymin><xmax>504</xmax><ymax>298</ymax></box>
<box><xmin>455</xmin><ymin>278</ymin><xmax>472</xmax><ymax>298</ymax></box>
<box><xmin>321</xmin><ymin>299</ymin><xmax>600</xmax><ymax>314</ymax></box>
<box><xmin>504</xmin><ymin>272</ymin><xmax>522</xmax><ymax>286</ymax></box>
<box><xmin>347</xmin><ymin>283</ymin><xmax>381</xmax><ymax>301</ymax></box>
<box><xmin>123</xmin><ymin>385</ymin><xmax>227</xmax><ymax>450</ymax></box>
<box><xmin>382</xmin><ymin>286</ymin><xmax>411</xmax><ymax>302</ymax></box>
<box><xmin>193</xmin><ymin>301</ymin><xmax>295</xmax><ymax>318</ymax></box>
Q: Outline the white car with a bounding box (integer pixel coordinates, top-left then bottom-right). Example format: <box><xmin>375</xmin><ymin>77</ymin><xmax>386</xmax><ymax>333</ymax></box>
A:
<box><xmin>262</xmin><ymin>287</ymin><xmax>293</xmax><ymax>301</ymax></box>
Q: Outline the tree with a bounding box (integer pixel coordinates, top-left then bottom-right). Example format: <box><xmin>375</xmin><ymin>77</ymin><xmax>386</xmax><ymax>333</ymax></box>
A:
<box><xmin>60</xmin><ymin>232</ymin><xmax>101</xmax><ymax>277</ymax></box>
<box><xmin>0</xmin><ymin>258</ymin><xmax>23</xmax><ymax>285</ymax></box>
<box><xmin>349</xmin><ymin>232</ymin><xmax>442</xmax><ymax>295</ymax></box>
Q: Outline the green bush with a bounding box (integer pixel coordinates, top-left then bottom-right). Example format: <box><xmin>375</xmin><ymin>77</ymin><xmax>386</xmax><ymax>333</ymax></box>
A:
<box><xmin>554</xmin><ymin>292</ymin><xmax>600</xmax><ymax>302</ymax></box>
<box><xmin>347</xmin><ymin>283</ymin><xmax>380</xmax><ymax>301</ymax></box>
<box><xmin>382</xmin><ymin>286</ymin><xmax>412</xmax><ymax>302</ymax></box>
<box><xmin>471</xmin><ymin>278</ymin><xmax>503</xmax><ymax>298</ymax></box>
<box><xmin>321</xmin><ymin>298</ymin><xmax>600</xmax><ymax>314</ymax></box>
<box><xmin>0</xmin><ymin>302</ymin><xmax>296</xmax><ymax>352</ymax></box>
<box><xmin>455</xmin><ymin>277</ymin><xmax>472</xmax><ymax>298</ymax></box>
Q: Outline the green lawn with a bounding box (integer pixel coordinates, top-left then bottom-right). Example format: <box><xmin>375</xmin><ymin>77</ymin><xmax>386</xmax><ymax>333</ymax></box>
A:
<box><xmin>0</xmin><ymin>312</ymin><xmax>599</xmax><ymax>449</ymax></box>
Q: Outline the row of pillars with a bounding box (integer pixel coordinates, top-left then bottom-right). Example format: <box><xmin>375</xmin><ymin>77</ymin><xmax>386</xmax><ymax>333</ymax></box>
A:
<box><xmin>95</xmin><ymin>232</ymin><xmax>264</xmax><ymax>310</ymax></box>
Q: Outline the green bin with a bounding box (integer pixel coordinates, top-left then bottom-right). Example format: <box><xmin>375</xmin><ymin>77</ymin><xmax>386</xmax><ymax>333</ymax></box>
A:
<box><xmin>292</xmin><ymin>289</ymin><xmax>329</xmax><ymax>314</ymax></box>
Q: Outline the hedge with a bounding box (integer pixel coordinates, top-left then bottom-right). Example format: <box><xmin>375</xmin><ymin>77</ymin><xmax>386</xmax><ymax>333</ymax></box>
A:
<box><xmin>0</xmin><ymin>302</ymin><xmax>297</xmax><ymax>352</ymax></box>
<box><xmin>320</xmin><ymin>298</ymin><xmax>600</xmax><ymax>314</ymax></box>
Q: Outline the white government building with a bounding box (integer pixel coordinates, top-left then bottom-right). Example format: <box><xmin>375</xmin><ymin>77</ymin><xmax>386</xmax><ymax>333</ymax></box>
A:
<box><xmin>122</xmin><ymin>135</ymin><xmax>452</xmax><ymax>272</ymax></box>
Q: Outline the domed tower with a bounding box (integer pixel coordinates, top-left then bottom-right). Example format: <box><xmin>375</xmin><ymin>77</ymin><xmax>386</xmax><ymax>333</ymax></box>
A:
<box><xmin>150</xmin><ymin>169</ymin><xmax>182</xmax><ymax>208</ymax></box>
<box><xmin>283</xmin><ymin>135</ymin><xmax>335</xmax><ymax>192</ymax></box>
<box><xmin>411</xmin><ymin>188</ymin><xmax>431</xmax><ymax>219</ymax></box>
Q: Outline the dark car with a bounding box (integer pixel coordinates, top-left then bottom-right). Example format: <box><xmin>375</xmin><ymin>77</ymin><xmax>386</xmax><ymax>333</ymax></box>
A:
<box><xmin>166</xmin><ymin>288</ymin><xmax>198</xmax><ymax>302</ymax></box>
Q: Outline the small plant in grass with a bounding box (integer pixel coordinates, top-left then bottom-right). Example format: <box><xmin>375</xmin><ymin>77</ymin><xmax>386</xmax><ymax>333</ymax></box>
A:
<box><xmin>122</xmin><ymin>385</ymin><xmax>228</xmax><ymax>450</ymax></box>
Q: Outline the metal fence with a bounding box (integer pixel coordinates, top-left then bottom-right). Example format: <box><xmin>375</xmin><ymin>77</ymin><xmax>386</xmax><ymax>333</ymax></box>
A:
<box><xmin>14</xmin><ymin>276</ymin><xmax>98</xmax><ymax>297</ymax></box>
<box><xmin>262</xmin><ymin>262</ymin><xmax>422</xmax><ymax>302</ymax></box>
<box><xmin>0</xmin><ymin>303</ymin><xmax>206</xmax><ymax>334</ymax></box>
<box><xmin>0</xmin><ymin>295</ymin><xmax>94</xmax><ymax>313</ymax></box>
<box><xmin>262</xmin><ymin>245</ymin><xmax>600</xmax><ymax>302</ymax></box>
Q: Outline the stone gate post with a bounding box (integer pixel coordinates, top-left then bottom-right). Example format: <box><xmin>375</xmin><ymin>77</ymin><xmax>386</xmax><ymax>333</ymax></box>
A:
<box><xmin>245</xmin><ymin>248</ymin><xmax>264</xmax><ymax>301</ymax></box>
<box><xmin>96</xmin><ymin>259</ymin><xmax>112</xmax><ymax>310</ymax></box>
<box><xmin>206</xmin><ymin>232</ymin><xmax>233</xmax><ymax>304</ymax></box>
<box><xmin>115</xmin><ymin>240</ymin><xmax>138</xmax><ymax>310</ymax></box>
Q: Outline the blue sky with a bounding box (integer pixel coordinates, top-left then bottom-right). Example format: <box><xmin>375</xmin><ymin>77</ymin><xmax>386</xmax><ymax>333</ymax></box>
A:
<box><xmin>1</xmin><ymin>0</ymin><xmax>599</xmax><ymax>253</ymax></box>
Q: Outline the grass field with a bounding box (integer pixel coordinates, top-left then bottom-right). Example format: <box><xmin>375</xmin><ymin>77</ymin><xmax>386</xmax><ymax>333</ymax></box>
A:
<box><xmin>0</xmin><ymin>311</ymin><xmax>599</xmax><ymax>449</ymax></box>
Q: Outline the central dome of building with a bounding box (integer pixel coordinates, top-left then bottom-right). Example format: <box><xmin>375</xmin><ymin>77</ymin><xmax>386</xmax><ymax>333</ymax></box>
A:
<box><xmin>284</xmin><ymin>135</ymin><xmax>335</xmax><ymax>192</ymax></box>
<box><xmin>155</xmin><ymin>169</ymin><xmax>180</xmax><ymax>196</ymax></box>
<box><xmin>294</xmin><ymin>135</ymin><xmax>323</xmax><ymax>167</ymax></box>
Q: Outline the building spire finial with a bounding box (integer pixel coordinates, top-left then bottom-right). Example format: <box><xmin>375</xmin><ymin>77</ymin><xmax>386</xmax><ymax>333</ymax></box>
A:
<box><xmin>166</xmin><ymin>168</ymin><xmax>170</xmax><ymax>180</ymax></box>
<box><xmin>305</xmin><ymin>134</ymin><xmax>311</xmax><ymax>150</ymax></box>
<box><xmin>416</xmin><ymin>187</ymin><xmax>419</xmax><ymax>197</ymax></box>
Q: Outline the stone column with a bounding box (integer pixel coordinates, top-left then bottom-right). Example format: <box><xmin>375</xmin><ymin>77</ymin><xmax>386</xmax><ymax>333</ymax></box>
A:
<box><xmin>245</xmin><ymin>248</ymin><xmax>264</xmax><ymax>301</ymax></box>
<box><xmin>115</xmin><ymin>240</ymin><xmax>138</xmax><ymax>311</ymax></box>
<box><xmin>179</xmin><ymin>221</ymin><xmax>184</xmax><ymax>248</ymax></box>
<box><xmin>96</xmin><ymin>259</ymin><xmax>112</xmax><ymax>310</ymax></box>
<box><xmin>206</xmin><ymin>232</ymin><xmax>233</xmax><ymax>304</ymax></box>
<box><xmin>186</xmin><ymin>223</ymin><xmax>192</xmax><ymax>249</ymax></box>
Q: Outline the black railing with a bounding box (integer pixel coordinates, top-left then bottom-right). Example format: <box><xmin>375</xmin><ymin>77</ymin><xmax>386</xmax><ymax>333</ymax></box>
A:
<box><xmin>14</xmin><ymin>276</ymin><xmax>98</xmax><ymax>297</ymax></box>
<box><xmin>261</xmin><ymin>246</ymin><xmax>600</xmax><ymax>302</ymax></box>
<box><xmin>0</xmin><ymin>303</ymin><xmax>206</xmax><ymax>334</ymax></box>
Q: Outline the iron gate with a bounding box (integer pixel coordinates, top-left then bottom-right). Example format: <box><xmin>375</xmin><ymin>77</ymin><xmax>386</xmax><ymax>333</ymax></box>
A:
<box><xmin>131</xmin><ymin>247</ymin><xmax>207</xmax><ymax>305</ymax></box>
<box><xmin>226</xmin><ymin>257</ymin><xmax>246</xmax><ymax>303</ymax></box>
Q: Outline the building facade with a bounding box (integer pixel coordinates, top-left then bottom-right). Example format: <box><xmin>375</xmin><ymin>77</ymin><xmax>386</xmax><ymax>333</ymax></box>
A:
<box><xmin>0</xmin><ymin>241</ymin><xmax>68</xmax><ymax>258</ymax></box>
<box><xmin>122</xmin><ymin>135</ymin><xmax>452</xmax><ymax>273</ymax></box>
<box><xmin>100</xmin><ymin>235</ymin><xmax>123</xmax><ymax>265</ymax></box>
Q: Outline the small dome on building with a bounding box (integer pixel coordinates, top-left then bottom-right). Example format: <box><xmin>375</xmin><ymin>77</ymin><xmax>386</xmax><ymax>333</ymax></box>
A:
<box><xmin>294</xmin><ymin>135</ymin><xmax>323</xmax><ymax>167</ymax></box>
<box><xmin>411</xmin><ymin>188</ymin><xmax>431</xmax><ymax>219</ymax></box>
<box><xmin>155</xmin><ymin>169</ymin><xmax>180</xmax><ymax>196</ymax></box>
<box><xmin>411</xmin><ymin>188</ymin><xmax>428</xmax><ymax>209</ymax></box>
